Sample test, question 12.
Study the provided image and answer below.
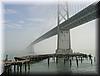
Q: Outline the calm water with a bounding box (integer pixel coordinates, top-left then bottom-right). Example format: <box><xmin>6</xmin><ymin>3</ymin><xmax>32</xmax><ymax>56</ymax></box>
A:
<box><xmin>11</xmin><ymin>57</ymin><xmax>98</xmax><ymax>75</ymax></box>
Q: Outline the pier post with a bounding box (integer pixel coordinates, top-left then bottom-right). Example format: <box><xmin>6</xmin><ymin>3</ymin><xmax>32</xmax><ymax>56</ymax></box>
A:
<box><xmin>64</xmin><ymin>57</ymin><xmax>66</xmax><ymax>65</ymax></box>
<box><xmin>68</xmin><ymin>56</ymin><xmax>69</xmax><ymax>60</ymax></box>
<box><xmin>88</xmin><ymin>54</ymin><xmax>93</xmax><ymax>65</ymax></box>
<box><xmin>69</xmin><ymin>59</ymin><xmax>72</xmax><ymax>67</ymax></box>
<box><xmin>81</xmin><ymin>57</ymin><xmax>83</xmax><ymax>63</ymax></box>
<box><xmin>17</xmin><ymin>64</ymin><xmax>19</xmax><ymax>73</ymax></box>
<box><xmin>14</xmin><ymin>64</ymin><xmax>16</xmax><ymax>73</ymax></box>
<box><xmin>7</xmin><ymin>67</ymin><xmax>10</xmax><ymax>75</ymax></box>
<box><xmin>76</xmin><ymin>57</ymin><xmax>79</xmax><ymax>67</ymax></box>
<box><xmin>19</xmin><ymin>63</ymin><xmax>22</xmax><ymax>73</ymax></box>
<box><xmin>25</xmin><ymin>62</ymin><xmax>27</xmax><ymax>72</ymax></box>
<box><xmin>56</xmin><ymin>56</ymin><xmax>58</xmax><ymax>64</ymax></box>
<box><xmin>94</xmin><ymin>57</ymin><xmax>95</xmax><ymax>62</ymax></box>
<box><xmin>48</xmin><ymin>57</ymin><xmax>50</xmax><ymax>67</ymax></box>
<box><xmin>88</xmin><ymin>54</ymin><xmax>92</xmax><ymax>60</ymax></box>
<box><xmin>28</xmin><ymin>62</ymin><xmax>30</xmax><ymax>71</ymax></box>
<box><xmin>27</xmin><ymin>62</ymin><xmax>30</xmax><ymax>74</ymax></box>
<box><xmin>90</xmin><ymin>59</ymin><xmax>93</xmax><ymax>65</ymax></box>
<box><xmin>9</xmin><ymin>66</ymin><xmax>12</xmax><ymax>73</ymax></box>
<box><xmin>53</xmin><ymin>56</ymin><xmax>55</xmax><ymax>62</ymax></box>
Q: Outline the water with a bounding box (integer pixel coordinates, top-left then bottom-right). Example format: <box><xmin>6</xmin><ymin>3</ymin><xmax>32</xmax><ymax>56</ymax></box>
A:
<box><xmin>10</xmin><ymin>57</ymin><xmax>98</xmax><ymax>75</ymax></box>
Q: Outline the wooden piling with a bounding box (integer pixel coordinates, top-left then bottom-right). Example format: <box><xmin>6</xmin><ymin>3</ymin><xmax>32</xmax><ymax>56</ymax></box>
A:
<box><xmin>68</xmin><ymin>56</ymin><xmax>69</xmax><ymax>60</ymax></box>
<box><xmin>69</xmin><ymin>59</ymin><xmax>72</xmax><ymax>67</ymax></box>
<box><xmin>17</xmin><ymin>65</ymin><xmax>19</xmax><ymax>73</ymax></box>
<box><xmin>7</xmin><ymin>67</ymin><xmax>10</xmax><ymax>75</ymax></box>
<box><xmin>25</xmin><ymin>62</ymin><xmax>27</xmax><ymax>72</ymax></box>
<box><xmin>48</xmin><ymin>57</ymin><xmax>50</xmax><ymax>67</ymax></box>
<box><xmin>14</xmin><ymin>64</ymin><xmax>16</xmax><ymax>73</ymax></box>
<box><xmin>28</xmin><ymin>62</ymin><xmax>30</xmax><ymax>74</ymax></box>
<box><xmin>90</xmin><ymin>59</ymin><xmax>93</xmax><ymax>65</ymax></box>
<box><xmin>81</xmin><ymin>57</ymin><xmax>82</xmax><ymax>63</ymax></box>
<box><xmin>9</xmin><ymin>66</ymin><xmax>12</xmax><ymax>73</ymax></box>
<box><xmin>19</xmin><ymin>63</ymin><xmax>22</xmax><ymax>73</ymax></box>
<box><xmin>28</xmin><ymin>62</ymin><xmax>30</xmax><ymax>71</ymax></box>
<box><xmin>76</xmin><ymin>57</ymin><xmax>79</xmax><ymax>67</ymax></box>
<box><xmin>94</xmin><ymin>57</ymin><xmax>95</xmax><ymax>62</ymax></box>
<box><xmin>56</xmin><ymin>57</ymin><xmax>58</xmax><ymax>64</ymax></box>
<box><xmin>88</xmin><ymin>54</ymin><xmax>92</xmax><ymax>60</ymax></box>
<box><xmin>64</xmin><ymin>58</ymin><xmax>66</xmax><ymax>65</ymax></box>
<box><xmin>53</xmin><ymin>56</ymin><xmax>55</xmax><ymax>62</ymax></box>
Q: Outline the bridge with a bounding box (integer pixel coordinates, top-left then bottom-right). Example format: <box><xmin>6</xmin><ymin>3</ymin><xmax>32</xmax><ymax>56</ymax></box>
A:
<box><xmin>3</xmin><ymin>1</ymin><xmax>99</xmax><ymax>75</ymax></box>
<box><xmin>28</xmin><ymin>1</ymin><xmax>98</xmax><ymax>54</ymax></box>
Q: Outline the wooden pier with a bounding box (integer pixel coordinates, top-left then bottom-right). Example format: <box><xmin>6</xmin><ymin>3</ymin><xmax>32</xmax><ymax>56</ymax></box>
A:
<box><xmin>3</xmin><ymin>53</ymin><xmax>93</xmax><ymax>75</ymax></box>
<box><xmin>14</xmin><ymin>53</ymin><xmax>88</xmax><ymax>61</ymax></box>
<box><xmin>3</xmin><ymin>59</ymin><xmax>30</xmax><ymax>74</ymax></box>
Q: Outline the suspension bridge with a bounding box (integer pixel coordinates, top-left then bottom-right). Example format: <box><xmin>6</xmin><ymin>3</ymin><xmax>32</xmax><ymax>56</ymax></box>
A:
<box><xmin>27</xmin><ymin>1</ymin><xmax>97</xmax><ymax>54</ymax></box>
<box><xmin>3</xmin><ymin>1</ymin><xmax>99</xmax><ymax>75</ymax></box>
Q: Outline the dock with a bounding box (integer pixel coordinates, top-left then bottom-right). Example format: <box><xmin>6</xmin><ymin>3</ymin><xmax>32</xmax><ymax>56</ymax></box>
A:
<box><xmin>3</xmin><ymin>53</ymin><xmax>93</xmax><ymax>75</ymax></box>
<box><xmin>14</xmin><ymin>53</ymin><xmax>88</xmax><ymax>61</ymax></box>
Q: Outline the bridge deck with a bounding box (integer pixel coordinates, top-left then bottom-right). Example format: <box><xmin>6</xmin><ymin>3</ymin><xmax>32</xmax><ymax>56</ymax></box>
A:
<box><xmin>30</xmin><ymin>2</ymin><xmax>97</xmax><ymax>45</ymax></box>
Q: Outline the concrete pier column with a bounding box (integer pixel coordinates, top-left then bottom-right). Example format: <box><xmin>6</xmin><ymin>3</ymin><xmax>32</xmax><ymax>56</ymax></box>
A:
<box><xmin>56</xmin><ymin>29</ymin><xmax>73</xmax><ymax>54</ymax></box>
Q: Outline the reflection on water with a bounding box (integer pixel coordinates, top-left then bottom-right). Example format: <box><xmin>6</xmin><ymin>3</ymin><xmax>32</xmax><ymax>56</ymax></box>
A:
<box><xmin>56</xmin><ymin>58</ymin><xmax>71</xmax><ymax>73</ymax></box>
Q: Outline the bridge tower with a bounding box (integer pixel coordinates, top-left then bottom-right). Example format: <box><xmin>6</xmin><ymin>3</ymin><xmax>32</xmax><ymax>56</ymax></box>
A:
<box><xmin>56</xmin><ymin>1</ymin><xmax>73</xmax><ymax>54</ymax></box>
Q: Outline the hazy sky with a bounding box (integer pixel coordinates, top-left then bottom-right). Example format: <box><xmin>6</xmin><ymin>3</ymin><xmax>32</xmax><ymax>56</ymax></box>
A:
<box><xmin>3</xmin><ymin>0</ymin><xmax>98</xmax><ymax>58</ymax></box>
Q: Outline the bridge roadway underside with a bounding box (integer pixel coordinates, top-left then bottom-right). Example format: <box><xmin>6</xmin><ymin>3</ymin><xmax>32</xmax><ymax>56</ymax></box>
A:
<box><xmin>30</xmin><ymin>2</ymin><xmax>97</xmax><ymax>45</ymax></box>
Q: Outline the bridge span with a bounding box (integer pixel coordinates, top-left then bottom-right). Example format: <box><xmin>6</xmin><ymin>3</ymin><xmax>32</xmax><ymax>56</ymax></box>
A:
<box><xmin>30</xmin><ymin>2</ymin><xmax>97</xmax><ymax>45</ymax></box>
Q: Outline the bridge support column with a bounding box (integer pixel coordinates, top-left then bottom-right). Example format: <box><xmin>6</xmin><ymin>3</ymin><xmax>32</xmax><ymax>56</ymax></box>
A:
<box><xmin>56</xmin><ymin>29</ymin><xmax>72</xmax><ymax>54</ymax></box>
<box><xmin>56</xmin><ymin>29</ymin><xmax>72</xmax><ymax>71</ymax></box>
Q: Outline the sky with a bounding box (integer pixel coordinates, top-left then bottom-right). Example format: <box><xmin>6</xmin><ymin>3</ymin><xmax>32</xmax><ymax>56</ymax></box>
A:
<box><xmin>1</xmin><ymin>0</ymin><xmax>99</xmax><ymax>58</ymax></box>
<box><xmin>0</xmin><ymin>2</ymin><xmax>4</xmax><ymax>75</ymax></box>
